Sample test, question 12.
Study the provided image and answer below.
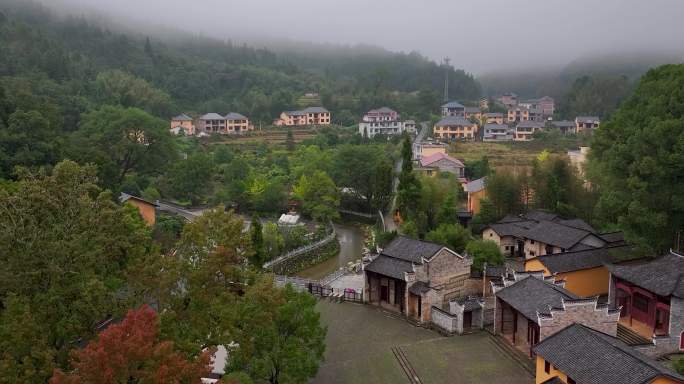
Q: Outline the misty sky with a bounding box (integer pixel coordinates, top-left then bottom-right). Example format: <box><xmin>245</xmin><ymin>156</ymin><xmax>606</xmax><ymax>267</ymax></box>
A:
<box><xmin>59</xmin><ymin>0</ymin><xmax>684</xmax><ymax>74</ymax></box>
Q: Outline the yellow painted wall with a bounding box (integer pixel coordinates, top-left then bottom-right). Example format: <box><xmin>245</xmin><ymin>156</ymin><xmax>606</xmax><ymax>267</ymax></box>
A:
<box><xmin>468</xmin><ymin>189</ymin><xmax>486</xmax><ymax>214</ymax></box>
<box><xmin>651</xmin><ymin>376</ymin><xmax>683</xmax><ymax>384</ymax></box>
<box><xmin>525</xmin><ymin>260</ymin><xmax>610</xmax><ymax>297</ymax></box>
<box><xmin>126</xmin><ymin>200</ymin><xmax>156</xmax><ymax>227</ymax></box>
<box><xmin>535</xmin><ymin>356</ymin><xmax>568</xmax><ymax>384</ymax></box>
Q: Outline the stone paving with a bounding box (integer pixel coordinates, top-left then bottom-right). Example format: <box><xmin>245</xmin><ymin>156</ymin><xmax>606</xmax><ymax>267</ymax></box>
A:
<box><xmin>313</xmin><ymin>300</ymin><xmax>534</xmax><ymax>384</ymax></box>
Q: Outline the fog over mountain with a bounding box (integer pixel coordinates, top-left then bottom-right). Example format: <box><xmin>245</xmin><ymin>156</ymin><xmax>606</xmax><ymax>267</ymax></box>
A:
<box><xmin>48</xmin><ymin>0</ymin><xmax>684</xmax><ymax>74</ymax></box>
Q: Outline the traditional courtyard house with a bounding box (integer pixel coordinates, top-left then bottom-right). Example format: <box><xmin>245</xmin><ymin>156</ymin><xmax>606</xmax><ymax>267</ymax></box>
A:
<box><xmin>197</xmin><ymin>113</ymin><xmax>227</xmax><ymax>133</ymax></box>
<box><xmin>413</xmin><ymin>142</ymin><xmax>446</xmax><ymax>160</ymax></box>
<box><xmin>465</xmin><ymin>177</ymin><xmax>486</xmax><ymax>214</ymax></box>
<box><xmin>464</xmin><ymin>106</ymin><xmax>482</xmax><ymax>120</ymax></box>
<box><xmin>485</xmin><ymin>112</ymin><xmax>505</xmax><ymax>124</ymax></box>
<box><xmin>417</xmin><ymin>152</ymin><xmax>466</xmax><ymax>178</ymax></box>
<box><xmin>483</xmin><ymin>123</ymin><xmax>514</xmax><ymax>142</ymax></box>
<box><xmin>607</xmin><ymin>250</ymin><xmax>684</xmax><ymax>356</ymax></box>
<box><xmin>533</xmin><ymin>323</ymin><xmax>684</xmax><ymax>384</ymax></box>
<box><xmin>575</xmin><ymin>116</ymin><xmax>600</xmax><ymax>133</ymax></box>
<box><xmin>358</xmin><ymin>107</ymin><xmax>404</xmax><ymax>138</ymax></box>
<box><xmin>525</xmin><ymin>242</ymin><xmax>628</xmax><ymax>297</ymax></box>
<box><xmin>492</xmin><ymin>271</ymin><xmax>620</xmax><ymax>357</ymax></box>
<box><xmin>224</xmin><ymin>112</ymin><xmax>251</xmax><ymax>133</ymax></box>
<box><xmin>364</xmin><ymin>236</ymin><xmax>473</xmax><ymax>323</ymax></box>
<box><xmin>498</xmin><ymin>92</ymin><xmax>519</xmax><ymax>107</ymax></box>
<box><xmin>170</xmin><ymin>113</ymin><xmax>195</xmax><ymax>135</ymax></box>
<box><xmin>483</xmin><ymin>210</ymin><xmax>611</xmax><ymax>259</ymax></box>
<box><xmin>434</xmin><ymin>116</ymin><xmax>478</xmax><ymax>141</ymax></box>
<box><xmin>514</xmin><ymin>121</ymin><xmax>545</xmax><ymax>141</ymax></box>
<box><xmin>119</xmin><ymin>193</ymin><xmax>158</xmax><ymax>226</ymax></box>
<box><xmin>551</xmin><ymin>120</ymin><xmax>576</xmax><ymax>135</ymax></box>
<box><xmin>507</xmin><ymin>106</ymin><xmax>530</xmax><ymax>123</ymax></box>
<box><xmin>441</xmin><ymin>101</ymin><xmax>466</xmax><ymax>117</ymax></box>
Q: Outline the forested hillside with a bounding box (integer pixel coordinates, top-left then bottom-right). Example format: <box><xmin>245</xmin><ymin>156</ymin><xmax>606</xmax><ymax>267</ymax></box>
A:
<box><xmin>0</xmin><ymin>0</ymin><xmax>479</xmax><ymax>126</ymax></box>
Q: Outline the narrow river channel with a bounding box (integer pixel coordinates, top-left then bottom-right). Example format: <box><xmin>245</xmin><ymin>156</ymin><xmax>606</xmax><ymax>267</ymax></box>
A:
<box><xmin>296</xmin><ymin>223</ymin><xmax>365</xmax><ymax>280</ymax></box>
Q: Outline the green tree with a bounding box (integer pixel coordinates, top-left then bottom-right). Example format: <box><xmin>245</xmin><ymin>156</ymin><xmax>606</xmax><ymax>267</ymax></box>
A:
<box><xmin>262</xmin><ymin>222</ymin><xmax>284</xmax><ymax>259</ymax></box>
<box><xmin>168</xmin><ymin>152</ymin><xmax>214</xmax><ymax>204</ymax></box>
<box><xmin>250</xmin><ymin>215</ymin><xmax>266</xmax><ymax>267</ymax></box>
<box><xmin>425</xmin><ymin>223</ymin><xmax>472</xmax><ymax>253</ymax></box>
<box><xmin>331</xmin><ymin>145</ymin><xmax>393</xmax><ymax>211</ymax></box>
<box><xmin>293</xmin><ymin>170</ymin><xmax>340</xmax><ymax>222</ymax></box>
<box><xmin>286</xmin><ymin>129</ymin><xmax>295</xmax><ymax>151</ymax></box>
<box><xmin>466</xmin><ymin>239</ymin><xmax>504</xmax><ymax>272</ymax></box>
<box><xmin>486</xmin><ymin>171</ymin><xmax>523</xmax><ymax>219</ymax></box>
<box><xmin>94</xmin><ymin>70</ymin><xmax>174</xmax><ymax>117</ymax></box>
<box><xmin>589</xmin><ymin>64</ymin><xmax>684</xmax><ymax>252</ymax></box>
<box><xmin>0</xmin><ymin>160</ymin><xmax>154</xmax><ymax>379</ymax></box>
<box><xmin>70</xmin><ymin>105</ymin><xmax>176</xmax><ymax>188</ymax></box>
<box><xmin>229</xmin><ymin>277</ymin><xmax>326</xmax><ymax>384</ymax></box>
<box><xmin>0</xmin><ymin>109</ymin><xmax>58</xmax><ymax>178</ymax></box>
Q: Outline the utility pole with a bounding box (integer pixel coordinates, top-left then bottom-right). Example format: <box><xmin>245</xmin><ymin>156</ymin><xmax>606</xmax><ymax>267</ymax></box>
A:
<box><xmin>443</xmin><ymin>57</ymin><xmax>450</xmax><ymax>102</ymax></box>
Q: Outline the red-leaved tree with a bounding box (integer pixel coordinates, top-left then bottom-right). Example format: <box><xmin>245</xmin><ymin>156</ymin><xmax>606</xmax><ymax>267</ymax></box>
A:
<box><xmin>50</xmin><ymin>305</ymin><xmax>212</xmax><ymax>384</ymax></box>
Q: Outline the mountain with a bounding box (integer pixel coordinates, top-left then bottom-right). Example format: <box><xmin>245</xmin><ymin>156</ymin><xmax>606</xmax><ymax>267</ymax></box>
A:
<box><xmin>0</xmin><ymin>0</ymin><xmax>480</xmax><ymax>127</ymax></box>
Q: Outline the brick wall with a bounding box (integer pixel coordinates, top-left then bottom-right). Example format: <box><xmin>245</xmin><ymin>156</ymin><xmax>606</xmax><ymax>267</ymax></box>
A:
<box><xmin>538</xmin><ymin>298</ymin><xmax>620</xmax><ymax>340</ymax></box>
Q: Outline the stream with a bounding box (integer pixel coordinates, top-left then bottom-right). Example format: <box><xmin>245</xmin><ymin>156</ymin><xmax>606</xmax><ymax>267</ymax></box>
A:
<box><xmin>296</xmin><ymin>223</ymin><xmax>365</xmax><ymax>280</ymax></box>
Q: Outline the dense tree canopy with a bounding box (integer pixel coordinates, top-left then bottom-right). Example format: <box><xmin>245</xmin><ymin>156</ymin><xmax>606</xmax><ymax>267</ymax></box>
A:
<box><xmin>589</xmin><ymin>64</ymin><xmax>684</xmax><ymax>252</ymax></box>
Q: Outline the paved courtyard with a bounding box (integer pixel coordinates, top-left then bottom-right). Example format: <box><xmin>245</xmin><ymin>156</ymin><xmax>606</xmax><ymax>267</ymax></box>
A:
<box><xmin>313</xmin><ymin>300</ymin><xmax>533</xmax><ymax>384</ymax></box>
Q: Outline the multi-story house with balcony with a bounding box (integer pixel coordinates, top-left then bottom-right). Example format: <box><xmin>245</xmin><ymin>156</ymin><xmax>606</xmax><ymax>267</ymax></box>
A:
<box><xmin>433</xmin><ymin>116</ymin><xmax>478</xmax><ymax>141</ymax></box>
<box><xmin>224</xmin><ymin>113</ymin><xmax>251</xmax><ymax>133</ymax></box>
<box><xmin>197</xmin><ymin>113</ymin><xmax>227</xmax><ymax>133</ymax></box>
<box><xmin>575</xmin><ymin>116</ymin><xmax>600</xmax><ymax>133</ymax></box>
<box><xmin>275</xmin><ymin>106</ymin><xmax>331</xmax><ymax>126</ymax></box>
<box><xmin>483</xmin><ymin>123</ymin><xmax>514</xmax><ymax>142</ymax></box>
<box><xmin>358</xmin><ymin>107</ymin><xmax>405</xmax><ymax>138</ymax></box>
<box><xmin>441</xmin><ymin>101</ymin><xmax>466</xmax><ymax>117</ymax></box>
<box><xmin>519</xmin><ymin>96</ymin><xmax>555</xmax><ymax>117</ymax></box>
<box><xmin>508</xmin><ymin>106</ymin><xmax>530</xmax><ymax>123</ymax></box>
<box><xmin>464</xmin><ymin>106</ymin><xmax>482</xmax><ymax>120</ymax></box>
<box><xmin>514</xmin><ymin>121</ymin><xmax>544</xmax><ymax>141</ymax></box>
<box><xmin>551</xmin><ymin>120</ymin><xmax>576</xmax><ymax>134</ymax></box>
<box><xmin>485</xmin><ymin>112</ymin><xmax>505</xmax><ymax>124</ymax></box>
<box><xmin>498</xmin><ymin>92</ymin><xmax>518</xmax><ymax>107</ymax></box>
<box><xmin>170</xmin><ymin>113</ymin><xmax>195</xmax><ymax>135</ymax></box>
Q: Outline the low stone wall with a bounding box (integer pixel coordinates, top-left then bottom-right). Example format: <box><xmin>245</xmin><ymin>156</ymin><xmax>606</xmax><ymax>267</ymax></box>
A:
<box><xmin>431</xmin><ymin>306</ymin><xmax>459</xmax><ymax>335</ymax></box>
<box><xmin>271</xmin><ymin>239</ymin><xmax>340</xmax><ymax>275</ymax></box>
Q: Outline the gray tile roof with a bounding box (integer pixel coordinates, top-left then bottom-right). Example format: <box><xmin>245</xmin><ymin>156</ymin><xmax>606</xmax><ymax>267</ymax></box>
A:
<box><xmin>224</xmin><ymin>112</ymin><xmax>247</xmax><ymax>120</ymax></box>
<box><xmin>365</xmin><ymin>255</ymin><xmax>414</xmax><ymax>280</ymax></box>
<box><xmin>607</xmin><ymin>251</ymin><xmax>684</xmax><ymax>298</ymax></box>
<box><xmin>535</xmin><ymin>245</ymin><xmax>629</xmax><ymax>274</ymax></box>
<box><xmin>368</xmin><ymin>107</ymin><xmax>396</xmax><ymax>114</ymax></box>
<box><xmin>441</xmin><ymin>101</ymin><xmax>465</xmax><ymax>109</ymax></box>
<box><xmin>556</xmin><ymin>218</ymin><xmax>596</xmax><ymax>232</ymax></box>
<box><xmin>381</xmin><ymin>236</ymin><xmax>444</xmax><ymax>264</ymax></box>
<box><xmin>464</xmin><ymin>106</ymin><xmax>481</xmax><ymax>113</ymax></box>
<box><xmin>523</xmin><ymin>221</ymin><xmax>593</xmax><ymax>249</ymax></box>
<box><xmin>456</xmin><ymin>296</ymin><xmax>483</xmax><ymax>312</ymax></box>
<box><xmin>302</xmin><ymin>106</ymin><xmax>329</xmax><ymax>113</ymax></box>
<box><xmin>485</xmin><ymin>112</ymin><xmax>504</xmax><ymax>117</ymax></box>
<box><xmin>516</xmin><ymin>121</ymin><xmax>545</xmax><ymax>129</ymax></box>
<box><xmin>533</xmin><ymin>323</ymin><xmax>684</xmax><ymax>384</ymax></box>
<box><xmin>285</xmin><ymin>110</ymin><xmax>307</xmax><ymax>116</ymax></box>
<box><xmin>598</xmin><ymin>231</ymin><xmax>625</xmax><ymax>245</ymax></box>
<box><xmin>576</xmin><ymin>116</ymin><xmax>600</xmax><ymax>123</ymax></box>
<box><xmin>540</xmin><ymin>377</ymin><xmax>564</xmax><ymax>384</ymax></box>
<box><xmin>495</xmin><ymin>276</ymin><xmax>578</xmax><ymax>321</ymax></box>
<box><xmin>408</xmin><ymin>281</ymin><xmax>431</xmax><ymax>295</ymax></box>
<box><xmin>436</xmin><ymin>116</ymin><xmax>474</xmax><ymax>127</ymax></box>
<box><xmin>173</xmin><ymin>113</ymin><xmax>193</xmax><ymax>121</ymax></box>
<box><xmin>484</xmin><ymin>123</ymin><xmax>510</xmax><ymax>132</ymax></box>
<box><xmin>199</xmin><ymin>113</ymin><xmax>224</xmax><ymax>120</ymax></box>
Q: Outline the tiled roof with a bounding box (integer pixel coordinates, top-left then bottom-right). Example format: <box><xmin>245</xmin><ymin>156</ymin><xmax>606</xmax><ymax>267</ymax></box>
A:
<box><xmin>523</xmin><ymin>220</ymin><xmax>593</xmax><ymax>249</ymax></box>
<box><xmin>533</xmin><ymin>323</ymin><xmax>684</xmax><ymax>384</ymax></box>
<box><xmin>576</xmin><ymin>116</ymin><xmax>600</xmax><ymax>123</ymax></box>
<box><xmin>173</xmin><ymin>113</ymin><xmax>193</xmax><ymax>121</ymax></box>
<box><xmin>419</xmin><ymin>152</ymin><xmax>465</xmax><ymax>168</ymax></box>
<box><xmin>534</xmin><ymin>245</ymin><xmax>629</xmax><ymax>274</ymax></box>
<box><xmin>380</xmin><ymin>236</ymin><xmax>444</xmax><ymax>264</ymax></box>
<box><xmin>441</xmin><ymin>101</ymin><xmax>465</xmax><ymax>109</ymax></box>
<box><xmin>551</xmin><ymin>120</ymin><xmax>575</xmax><ymax>128</ymax></box>
<box><xmin>464</xmin><ymin>106</ymin><xmax>481</xmax><ymax>113</ymax></box>
<box><xmin>540</xmin><ymin>377</ymin><xmax>564</xmax><ymax>384</ymax></box>
<box><xmin>607</xmin><ymin>251</ymin><xmax>684</xmax><ymax>298</ymax></box>
<box><xmin>199</xmin><ymin>113</ymin><xmax>224</xmax><ymax>120</ymax></box>
<box><xmin>365</xmin><ymin>255</ymin><xmax>414</xmax><ymax>280</ymax></box>
<box><xmin>495</xmin><ymin>276</ymin><xmax>578</xmax><ymax>321</ymax></box>
<box><xmin>436</xmin><ymin>116</ymin><xmax>474</xmax><ymax>127</ymax></box>
<box><xmin>367</xmin><ymin>107</ymin><xmax>396</xmax><ymax>114</ymax></box>
<box><xmin>285</xmin><ymin>110</ymin><xmax>307</xmax><ymax>116</ymax></box>
<box><xmin>556</xmin><ymin>218</ymin><xmax>596</xmax><ymax>232</ymax></box>
<box><xmin>302</xmin><ymin>106</ymin><xmax>329</xmax><ymax>113</ymax></box>
<box><xmin>485</xmin><ymin>112</ymin><xmax>504</xmax><ymax>117</ymax></box>
<box><xmin>224</xmin><ymin>112</ymin><xmax>247</xmax><ymax>120</ymax></box>
<box><xmin>598</xmin><ymin>231</ymin><xmax>625</xmax><ymax>245</ymax></box>
<box><xmin>465</xmin><ymin>177</ymin><xmax>486</xmax><ymax>193</ymax></box>
<box><xmin>516</xmin><ymin>121</ymin><xmax>545</xmax><ymax>129</ymax></box>
<box><xmin>409</xmin><ymin>281</ymin><xmax>431</xmax><ymax>295</ymax></box>
<box><xmin>118</xmin><ymin>192</ymin><xmax>158</xmax><ymax>207</ymax></box>
<box><xmin>455</xmin><ymin>296</ymin><xmax>483</xmax><ymax>312</ymax></box>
